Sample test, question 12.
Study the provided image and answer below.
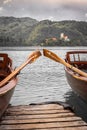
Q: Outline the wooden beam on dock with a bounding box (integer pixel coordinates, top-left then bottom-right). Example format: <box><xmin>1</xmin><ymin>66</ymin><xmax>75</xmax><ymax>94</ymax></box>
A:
<box><xmin>0</xmin><ymin>103</ymin><xmax>87</xmax><ymax>130</ymax></box>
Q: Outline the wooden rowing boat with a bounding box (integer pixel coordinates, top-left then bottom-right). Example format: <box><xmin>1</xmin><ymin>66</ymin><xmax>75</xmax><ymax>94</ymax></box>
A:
<box><xmin>0</xmin><ymin>53</ymin><xmax>18</xmax><ymax>118</ymax></box>
<box><xmin>43</xmin><ymin>49</ymin><xmax>87</xmax><ymax>102</ymax></box>
<box><xmin>65</xmin><ymin>51</ymin><xmax>87</xmax><ymax>102</ymax></box>
<box><xmin>0</xmin><ymin>51</ymin><xmax>41</xmax><ymax>119</ymax></box>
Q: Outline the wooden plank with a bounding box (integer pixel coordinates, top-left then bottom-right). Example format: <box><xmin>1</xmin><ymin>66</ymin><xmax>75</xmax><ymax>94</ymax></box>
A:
<box><xmin>1</xmin><ymin>116</ymin><xmax>82</xmax><ymax>125</ymax></box>
<box><xmin>5</xmin><ymin>109</ymin><xmax>71</xmax><ymax>116</ymax></box>
<box><xmin>0</xmin><ymin>121</ymin><xmax>87</xmax><ymax>130</ymax></box>
<box><xmin>33</xmin><ymin>127</ymin><xmax>87</xmax><ymax>130</ymax></box>
<box><xmin>7</xmin><ymin>104</ymin><xmax>64</xmax><ymax>111</ymax></box>
<box><xmin>2</xmin><ymin>112</ymin><xmax>75</xmax><ymax>120</ymax></box>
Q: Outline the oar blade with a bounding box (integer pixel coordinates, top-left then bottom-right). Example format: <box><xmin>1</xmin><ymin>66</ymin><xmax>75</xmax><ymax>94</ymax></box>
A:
<box><xmin>27</xmin><ymin>50</ymin><xmax>42</xmax><ymax>64</ymax></box>
<box><xmin>43</xmin><ymin>49</ymin><xmax>61</xmax><ymax>63</ymax></box>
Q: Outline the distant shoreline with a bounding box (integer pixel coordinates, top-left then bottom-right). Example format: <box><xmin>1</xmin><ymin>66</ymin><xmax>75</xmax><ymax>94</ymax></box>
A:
<box><xmin>0</xmin><ymin>46</ymin><xmax>87</xmax><ymax>51</ymax></box>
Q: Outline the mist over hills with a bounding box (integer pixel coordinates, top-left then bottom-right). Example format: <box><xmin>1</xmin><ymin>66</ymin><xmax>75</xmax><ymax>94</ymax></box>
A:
<box><xmin>0</xmin><ymin>16</ymin><xmax>87</xmax><ymax>46</ymax></box>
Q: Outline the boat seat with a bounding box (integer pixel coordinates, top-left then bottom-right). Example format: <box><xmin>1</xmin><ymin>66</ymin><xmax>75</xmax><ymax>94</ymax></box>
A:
<box><xmin>0</xmin><ymin>53</ymin><xmax>12</xmax><ymax>69</ymax></box>
<box><xmin>0</xmin><ymin>54</ymin><xmax>8</xmax><ymax>69</ymax></box>
<box><xmin>0</xmin><ymin>54</ymin><xmax>12</xmax><ymax>81</ymax></box>
<box><xmin>0</xmin><ymin>70</ymin><xmax>8</xmax><ymax>81</ymax></box>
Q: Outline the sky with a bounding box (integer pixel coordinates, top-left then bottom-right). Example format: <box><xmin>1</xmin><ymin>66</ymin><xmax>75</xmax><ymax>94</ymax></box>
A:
<box><xmin>0</xmin><ymin>0</ymin><xmax>87</xmax><ymax>21</ymax></box>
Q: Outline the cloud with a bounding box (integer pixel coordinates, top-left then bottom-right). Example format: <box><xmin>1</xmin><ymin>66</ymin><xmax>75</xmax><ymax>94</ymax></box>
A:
<box><xmin>85</xmin><ymin>13</ymin><xmax>87</xmax><ymax>17</ymax></box>
<box><xmin>0</xmin><ymin>0</ymin><xmax>87</xmax><ymax>21</ymax></box>
<box><xmin>0</xmin><ymin>7</ymin><xmax>4</xmax><ymax>12</ymax></box>
<box><xmin>20</xmin><ymin>0</ymin><xmax>87</xmax><ymax>6</ymax></box>
<box><xmin>3</xmin><ymin>0</ymin><xmax>12</xmax><ymax>4</ymax></box>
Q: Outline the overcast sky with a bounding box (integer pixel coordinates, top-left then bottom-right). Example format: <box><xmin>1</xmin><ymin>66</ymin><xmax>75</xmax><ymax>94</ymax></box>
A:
<box><xmin>0</xmin><ymin>0</ymin><xmax>87</xmax><ymax>21</ymax></box>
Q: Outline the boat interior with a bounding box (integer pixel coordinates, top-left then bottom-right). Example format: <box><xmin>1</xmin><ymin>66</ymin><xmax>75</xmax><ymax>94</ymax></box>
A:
<box><xmin>65</xmin><ymin>51</ymin><xmax>87</xmax><ymax>71</ymax></box>
<box><xmin>0</xmin><ymin>54</ymin><xmax>12</xmax><ymax>81</ymax></box>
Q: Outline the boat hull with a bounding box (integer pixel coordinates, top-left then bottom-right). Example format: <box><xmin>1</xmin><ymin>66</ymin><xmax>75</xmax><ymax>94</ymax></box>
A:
<box><xmin>65</xmin><ymin>67</ymin><xmax>87</xmax><ymax>102</ymax></box>
<box><xmin>0</xmin><ymin>77</ymin><xmax>18</xmax><ymax>118</ymax></box>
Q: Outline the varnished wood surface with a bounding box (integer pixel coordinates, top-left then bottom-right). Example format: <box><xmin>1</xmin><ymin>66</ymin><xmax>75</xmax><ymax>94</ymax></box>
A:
<box><xmin>0</xmin><ymin>103</ymin><xmax>87</xmax><ymax>130</ymax></box>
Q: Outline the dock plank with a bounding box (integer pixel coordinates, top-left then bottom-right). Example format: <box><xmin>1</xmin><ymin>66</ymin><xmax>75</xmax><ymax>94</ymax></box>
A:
<box><xmin>0</xmin><ymin>103</ymin><xmax>87</xmax><ymax>130</ymax></box>
<box><xmin>6</xmin><ymin>104</ymin><xmax>64</xmax><ymax>111</ymax></box>
<box><xmin>1</xmin><ymin>116</ymin><xmax>82</xmax><ymax>124</ymax></box>
<box><xmin>5</xmin><ymin>109</ymin><xmax>72</xmax><ymax>115</ymax></box>
<box><xmin>0</xmin><ymin>121</ymin><xmax>87</xmax><ymax>130</ymax></box>
<box><xmin>2</xmin><ymin>113</ymin><xmax>75</xmax><ymax>120</ymax></box>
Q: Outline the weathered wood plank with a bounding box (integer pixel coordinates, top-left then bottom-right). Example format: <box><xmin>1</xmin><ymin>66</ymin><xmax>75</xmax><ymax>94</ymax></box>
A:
<box><xmin>0</xmin><ymin>121</ymin><xmax>87</xmax><ymax>130</ymax></box>
<box><xmin>5</xmin><ymin>109</ymin><xmax>71</xmax><ymax>116</ymax></box>
<box><xmin>34</xmin><ymin>127</ymin><xmax>87</xmax><ymax>130</ymax></box>
<box><xmin>1</xmin><ymin>116</ymin><xmax>82</xmax><ymax>125</ymax></box>
<box><xmin>7</xmin><ymin>104</ymin><xmax>64</xmax><ymax>111</ymax></box>
<box><xmin>2</xmin><ymin>112</ymin><xmax>75</xmax><ymax>120</ymax></box>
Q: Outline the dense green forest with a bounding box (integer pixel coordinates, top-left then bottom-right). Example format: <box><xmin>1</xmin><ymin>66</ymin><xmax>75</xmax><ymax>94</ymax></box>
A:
<box><xmin>0</xmin><ymin>16</ymin><xmax>87</xmax><ymax>46</ymax></box>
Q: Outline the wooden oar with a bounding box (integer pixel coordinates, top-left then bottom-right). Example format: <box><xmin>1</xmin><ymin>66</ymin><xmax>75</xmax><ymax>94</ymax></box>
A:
<box><xmin>0</xmin><ymin>50</ymin><xmax>41</xmax><ymax>87</ymax></box>
<box><xmin>43</xmin><ymin>49</ymin><xmax>87</xmax><ymax>78</ymax></box>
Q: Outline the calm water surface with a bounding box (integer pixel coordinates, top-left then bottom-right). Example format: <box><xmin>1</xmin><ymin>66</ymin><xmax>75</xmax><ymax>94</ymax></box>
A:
<box><xmin>1</xmin><ymin>46</ymin><xmax>87</xmax><ymax>122</ymax></box>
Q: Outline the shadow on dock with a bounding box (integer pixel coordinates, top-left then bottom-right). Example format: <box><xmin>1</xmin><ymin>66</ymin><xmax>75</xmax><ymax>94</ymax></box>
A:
<box><xmin>65</xmin><ymin>90</ymin><xmax>87</xmax><ymax>122</ymax></box>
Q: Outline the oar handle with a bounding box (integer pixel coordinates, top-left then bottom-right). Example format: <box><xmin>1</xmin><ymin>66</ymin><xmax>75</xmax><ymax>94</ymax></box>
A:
<box><xmin>43</xmin><ymin>49</ymin><xmax>87</xmax><ymax>78</ymax></box>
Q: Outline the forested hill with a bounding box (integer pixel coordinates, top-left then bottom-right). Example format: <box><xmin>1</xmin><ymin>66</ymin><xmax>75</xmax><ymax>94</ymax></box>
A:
<box><xmin>0</xmin><ymin>16</ymin><xmax>87</xmax><ymax>46</ymax></box>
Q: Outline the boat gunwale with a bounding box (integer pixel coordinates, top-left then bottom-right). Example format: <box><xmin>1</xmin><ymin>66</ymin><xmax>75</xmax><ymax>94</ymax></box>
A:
<box><xmin>66</xmin><ymin>51</ymin><xmax>87</xmax><ymax>65</ymax></box>
<box><xmin>65</xmin><ymin>51</ymin><xmax>87</xmax><ymax>81</ymax></box>
<box><xmin>0</xmin><ymin>77</ymin><xmax>18</xmax><ymax>95</ymax></box>
<box><xmin>65</xmin><ymin>67</ymin><xmax>87</xmax><ymax>81</ymax></box>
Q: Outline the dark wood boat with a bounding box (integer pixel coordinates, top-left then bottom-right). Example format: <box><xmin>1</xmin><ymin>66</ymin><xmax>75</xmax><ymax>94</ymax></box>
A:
<box><xmin>65</xmin><ymin>51</ymin><xmax>87</xmax><ymax>102</ymax></box>
<box><xmin>0</xmin><ymin>50</ymin><xmax>41</xmax><ymax>118</ymax></box>
<box><xmin>0</xmin><ymin>53</ymin><xmax>18</xmax><ymax>118</ymax></box>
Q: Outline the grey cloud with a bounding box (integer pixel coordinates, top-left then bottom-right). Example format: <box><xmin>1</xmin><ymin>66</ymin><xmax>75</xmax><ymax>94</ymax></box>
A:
<box><xmin>0</xmin><ymin>0</ymin><xmax>87</xmax><ymax>21</ymax></box>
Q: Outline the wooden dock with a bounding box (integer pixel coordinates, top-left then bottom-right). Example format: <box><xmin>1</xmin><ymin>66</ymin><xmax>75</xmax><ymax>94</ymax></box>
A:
<box><xmin>0</xmin><ymin>103</ymin><xmax>87</xmax><ymax>130</ymax></box>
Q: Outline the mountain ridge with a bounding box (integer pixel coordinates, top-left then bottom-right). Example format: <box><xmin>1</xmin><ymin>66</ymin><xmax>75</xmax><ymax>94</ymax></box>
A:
<box><xmin>0</xmin><ymin>17</ymin><xmax>87</xmax><ymax>46</ymax></box>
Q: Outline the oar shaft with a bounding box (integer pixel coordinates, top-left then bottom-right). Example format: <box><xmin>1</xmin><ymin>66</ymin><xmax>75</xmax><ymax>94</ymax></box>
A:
<box><xmin>54</xmin><ymin>53</ymin><xmax>87</xmax><ymax>77</ymax></box>
<box><xmin>0</xmin><ymin>51</ymin><xmax>41</xmax><ymax>87</ymax></box>
<box><xmin>43</xmin><ymin>49</ymin><xmax>87</xmax><ymax>78</ymax></box>
<box><xmin>61</xmin><ymin>59</ymin><xmax>87</xmax><ymax>77</ymax></box>
<box><xmin>0</xmin><ymin>60</ymin><xmax>29</xmax><ymax>87</ymax></box>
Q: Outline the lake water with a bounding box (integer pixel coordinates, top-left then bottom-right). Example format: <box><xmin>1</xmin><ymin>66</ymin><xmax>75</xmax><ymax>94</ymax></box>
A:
<box><xmin>1</xmin><ymin>46</ymin><xmax>87</xmax><ymax>122</ymax></box>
